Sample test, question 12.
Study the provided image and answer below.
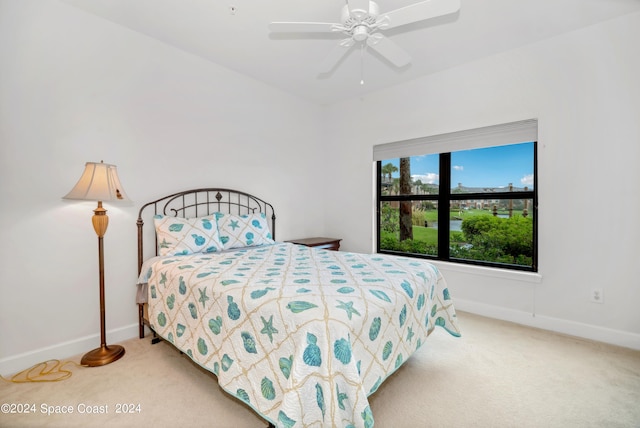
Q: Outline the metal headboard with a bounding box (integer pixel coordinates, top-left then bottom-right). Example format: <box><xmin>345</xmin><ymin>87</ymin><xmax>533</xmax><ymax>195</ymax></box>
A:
<box><xmin>136</xmin><ymin>188</ymin><xmax>276</xmax><ymax>275</ymax></box>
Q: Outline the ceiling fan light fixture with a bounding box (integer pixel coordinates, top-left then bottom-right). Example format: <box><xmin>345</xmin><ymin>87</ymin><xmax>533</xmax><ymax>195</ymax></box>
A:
<box><xmin>352</xmin><ymin>25</ymin><xmax>369</xmax><ymax>41</ymax></box>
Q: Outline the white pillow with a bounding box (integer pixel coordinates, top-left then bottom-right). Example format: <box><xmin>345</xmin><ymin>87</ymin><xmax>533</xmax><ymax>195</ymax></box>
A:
<box><xmin>216</xmin><ymin>212</ymin><xmax>274</xmax><ymax>249</ymax></box>
<box><xmin>154</xmin><ymin>214</ymin><xmax>224</xmax><ymax>256</ymax></box>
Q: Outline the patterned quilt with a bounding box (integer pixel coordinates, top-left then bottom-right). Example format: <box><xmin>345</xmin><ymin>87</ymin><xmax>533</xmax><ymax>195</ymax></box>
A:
<box><xmin>141</xmin><ymin>242</ymin><xmax>460</xmax><ymax>428</ymax></box>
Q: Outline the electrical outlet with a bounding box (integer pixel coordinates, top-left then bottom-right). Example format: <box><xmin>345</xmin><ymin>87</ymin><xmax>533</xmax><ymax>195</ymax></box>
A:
<box><xmin>591</xmin><ymin>288</ymin><xmax>604</xmax><ymax>304</ymax></box>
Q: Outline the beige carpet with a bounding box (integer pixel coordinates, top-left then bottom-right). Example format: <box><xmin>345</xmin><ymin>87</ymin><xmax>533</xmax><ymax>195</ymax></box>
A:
<box><xmin>2</xmin><ymin>311</ymin><xmax>639</xmax><ymax>428</ymax></box>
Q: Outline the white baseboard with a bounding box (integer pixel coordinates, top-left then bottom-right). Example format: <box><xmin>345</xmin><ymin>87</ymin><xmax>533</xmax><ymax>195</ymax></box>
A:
<box><xmin>0</xmin><ymin>324</ymin><xmax>140</xmax><ymax>377</ymax></box>
<box><xmin>454</xmin><ymin>298</ymin><xmax>640</xmax><ymax>351</ymax></box>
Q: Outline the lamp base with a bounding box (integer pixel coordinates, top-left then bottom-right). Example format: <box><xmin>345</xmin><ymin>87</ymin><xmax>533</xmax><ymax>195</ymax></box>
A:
<box><xmin>81</xmin><ymin>344</ymin><xmax>125</xmax><ymax>367</ymax></box>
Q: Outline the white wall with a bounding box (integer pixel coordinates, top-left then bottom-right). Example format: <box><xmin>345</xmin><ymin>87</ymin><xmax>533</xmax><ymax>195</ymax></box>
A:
<box><xmin>323</xmin><ymin>11</ymin><xmax>640</xmax><ymax>349</ymax></box>
<box><xmin>0</xmin><ymin>0</ymin><xmax>327</xmax><ymax>374</ymax></box>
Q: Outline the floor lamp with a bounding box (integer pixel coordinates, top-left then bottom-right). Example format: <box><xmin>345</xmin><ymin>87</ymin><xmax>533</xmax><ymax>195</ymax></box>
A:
<box><xmin>63</xmin><ymin>161</ymin><xmax>129</xmax><ymax>367</ymax></box>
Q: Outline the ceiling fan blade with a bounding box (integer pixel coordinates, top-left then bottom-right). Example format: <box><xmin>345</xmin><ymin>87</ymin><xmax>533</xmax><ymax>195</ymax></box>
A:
<box><xmin>269</xmin><ymin>22</ymin><xmax>340</xmax><ymax>33</ymax></box>
<box><xmin>366</xmin><ymin>33</ymin><xmax>411</xmax><ymax>67</ymax></box>
<box><xmin>319</xmin><ymin>38</ymin><xmax>355</xmax><ymax>73</ymax></box>
<box><xmin>382</xmin><ymin>0</ymin><xmax>460</xmax><ymax>30</ymax></box>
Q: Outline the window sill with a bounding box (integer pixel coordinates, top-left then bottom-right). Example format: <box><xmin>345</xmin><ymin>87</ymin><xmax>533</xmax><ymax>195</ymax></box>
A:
<box><xmin>429</xmin><ymin>260</ymin><xmax>543</xmax><ymax>284</ymax></box>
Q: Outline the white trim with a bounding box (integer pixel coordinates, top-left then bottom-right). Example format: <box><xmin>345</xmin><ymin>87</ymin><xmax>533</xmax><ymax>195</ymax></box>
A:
<box><xmin>431</xmin><ymin>260</ymin><xmax>542</xmax><ymax>283</ymax></box>
<box><xmin>373</xmin><ymin>118</ymin><xmax>538</xmax><ymax>161</ymax></box>
<box><xmin>455</xmin><ymin>299</ymin><xmax>640</xmax><ymax>351</ymax></box>
<box><xmin>0</xmin><ymin>324</ymin><xmax>140</xmax><ymax>377</ymax></box>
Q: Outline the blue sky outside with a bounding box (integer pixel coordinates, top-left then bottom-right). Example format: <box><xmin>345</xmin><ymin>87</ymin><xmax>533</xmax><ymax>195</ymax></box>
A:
<box><xmin>383</xmin><ymin>142</ymin><xmax>535</xmax><ymax>189</ymax></box>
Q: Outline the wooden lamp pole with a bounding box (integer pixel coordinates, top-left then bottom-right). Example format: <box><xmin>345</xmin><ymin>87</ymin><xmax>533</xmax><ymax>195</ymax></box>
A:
<box><xmin>80</xmin><ymin>201</ymin><xmax>125</xmax><ymax>366</ymax></box>
<box><xmin>63</xmin><ymin>161</ymin><xmax>128</xmax><ymax>367</ymax></box>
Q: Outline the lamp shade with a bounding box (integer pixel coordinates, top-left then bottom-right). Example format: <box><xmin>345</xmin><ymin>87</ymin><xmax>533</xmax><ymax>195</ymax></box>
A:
<box><xmin>63</xmin><ymin>161</ymin><xmax>130</xmax><ymax>202</ymax></box>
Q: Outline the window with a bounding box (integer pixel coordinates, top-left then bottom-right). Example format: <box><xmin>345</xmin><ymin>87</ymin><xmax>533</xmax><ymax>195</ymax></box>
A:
<box><xmin>374</xmin><ymin>120</ymin><xmax>538</xmax><ymax>272</ymax></box>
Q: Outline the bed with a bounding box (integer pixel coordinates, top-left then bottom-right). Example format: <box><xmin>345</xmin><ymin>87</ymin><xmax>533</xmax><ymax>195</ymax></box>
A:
<box><xmin>136</xmin><ymin>188</ymin><xmax>460</xmax><ymax>428</ymax></box>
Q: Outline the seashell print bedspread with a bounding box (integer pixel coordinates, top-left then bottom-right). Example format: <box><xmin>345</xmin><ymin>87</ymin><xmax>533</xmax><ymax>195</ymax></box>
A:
<box><xmin>143</xmin><ymin>242</ymin><xmax>460</xmax><ymax>427</ymax></box>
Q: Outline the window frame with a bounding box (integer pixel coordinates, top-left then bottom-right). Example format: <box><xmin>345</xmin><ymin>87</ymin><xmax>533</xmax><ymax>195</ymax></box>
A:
<box><xmin>375</xmin><ymin>126</ymin><xmax>538</xmax><ymax>273</ymax></box>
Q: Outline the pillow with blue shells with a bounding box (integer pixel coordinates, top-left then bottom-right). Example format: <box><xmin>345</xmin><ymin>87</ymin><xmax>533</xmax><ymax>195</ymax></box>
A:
<box><xmin>216</xmin><ymin>212</ymin><xmax>274</xmax><ymax>249</ymax></box>
<box><xmin>154</xmin><ymin>214</ymin><xmax>224</xmax><ymax>256</ymax></box>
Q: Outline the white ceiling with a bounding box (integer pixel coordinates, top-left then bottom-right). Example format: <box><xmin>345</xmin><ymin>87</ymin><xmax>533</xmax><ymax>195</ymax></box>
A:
<box><xmin>62</xmin><ymin>0</ymin><xmax>640</xmax><ymax>105</ymax></box>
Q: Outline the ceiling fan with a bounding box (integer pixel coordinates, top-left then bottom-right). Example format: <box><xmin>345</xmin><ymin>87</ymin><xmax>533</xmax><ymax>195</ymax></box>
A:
<box><xmin>269</xmin><ymin>0</ymin><xmax>461</xmax><ymax>74</ymax></box>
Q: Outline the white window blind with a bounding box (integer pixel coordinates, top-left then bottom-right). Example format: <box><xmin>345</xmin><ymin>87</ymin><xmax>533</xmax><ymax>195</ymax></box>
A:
<box><xmin>373</xmin><ymin>119</ymin><xmax>538</xmax><ymax>161</ymax></box>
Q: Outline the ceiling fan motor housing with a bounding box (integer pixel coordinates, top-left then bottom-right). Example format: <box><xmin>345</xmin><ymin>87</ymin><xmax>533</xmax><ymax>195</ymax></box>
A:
<box><xmin>341</xmin><ymin>1</ymin><xmax>379</xmax><ymax>24</ymax></box>
<box><xmin>341</xmin><ymin>1</ymin><xmax>380</xmax><ymax>40</ymax></box>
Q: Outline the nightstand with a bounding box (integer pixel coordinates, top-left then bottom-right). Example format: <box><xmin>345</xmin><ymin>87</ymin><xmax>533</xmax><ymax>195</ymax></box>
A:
<box><xmin>287</xmin><ymin>237</ymin><xmax>342</xmax><ymax>251</ymax></box>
